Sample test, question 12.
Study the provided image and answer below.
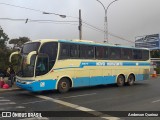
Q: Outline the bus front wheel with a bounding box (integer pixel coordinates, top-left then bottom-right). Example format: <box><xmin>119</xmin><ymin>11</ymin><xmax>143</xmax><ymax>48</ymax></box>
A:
<box><xmin>57</xmin><ymin>78</ymin><xmax>70</xmax><ymax>93</ymax></box>
<box><xmin>116</xmin><ymin>75</ymin><xmax>125</xmax><ymax>87</ymax></box>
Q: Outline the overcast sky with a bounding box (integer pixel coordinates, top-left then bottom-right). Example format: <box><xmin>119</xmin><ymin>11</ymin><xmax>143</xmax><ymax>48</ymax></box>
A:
<box><xmin>0</xmin><ymin>0</ymin><xmax>160</xmax><ymax>46</ymax></box>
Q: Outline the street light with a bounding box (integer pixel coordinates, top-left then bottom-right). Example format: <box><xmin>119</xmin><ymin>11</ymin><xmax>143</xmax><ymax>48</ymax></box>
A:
<box><xmin>43</xmin><ymin>10</ymin><xmax>82</xmax><ymax>40</ymax></box>
<box><xmin>43</xmin><ymin>12</ymin><xmax>66</xmax><ymax>18</ymax></box>
<box><xmin>96</xmin><ymin>0</ymin><xmax>118</xmax><ymax>43</ymax></box>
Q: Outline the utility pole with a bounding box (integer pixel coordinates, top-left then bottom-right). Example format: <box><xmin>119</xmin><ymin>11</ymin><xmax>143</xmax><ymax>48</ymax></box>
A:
<box><xmin>78</xmin><ymin>9</ymin><xmax>82</xmax><ymax>40</ymax></box>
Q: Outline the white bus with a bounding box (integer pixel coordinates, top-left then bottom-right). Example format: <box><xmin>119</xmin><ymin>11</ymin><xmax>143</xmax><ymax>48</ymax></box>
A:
<box><xmin>10</xmin><ymin>39</ymin><xmax>150</xmax><ymax>93</ymax></box>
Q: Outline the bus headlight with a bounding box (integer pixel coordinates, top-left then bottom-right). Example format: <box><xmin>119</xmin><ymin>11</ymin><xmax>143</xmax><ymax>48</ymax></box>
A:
<box><xmin>25</xmin><ymin>81</ymin><xmax>32</xmax><ymax>84</ymax></box>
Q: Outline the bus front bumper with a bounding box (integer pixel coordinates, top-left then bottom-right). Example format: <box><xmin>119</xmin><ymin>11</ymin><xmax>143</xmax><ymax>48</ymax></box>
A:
<box><xmin>16</xmin><ymin>79</ymin><xmax>57</xmax><ymax>92</ymax></box>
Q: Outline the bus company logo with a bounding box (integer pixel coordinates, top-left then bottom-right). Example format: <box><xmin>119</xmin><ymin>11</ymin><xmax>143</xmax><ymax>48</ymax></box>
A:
<box><xmin>96</xmin><ymin>62</ymin><xmax>105</xmax><ymax>66</ymax></box>
<box><xmin>107</xmin><ymin>62</ymin><xmax>123</xmax><ymax>66</ymax></box>
<box><xmin>40</xmin><ymin>82</ymin><xmax>45</xmax><ymax>87</ymax></box>
<box><xmin>2</xmin><ymin>112</ymin><xmax>11</xmax><ymax>117</ymax></box>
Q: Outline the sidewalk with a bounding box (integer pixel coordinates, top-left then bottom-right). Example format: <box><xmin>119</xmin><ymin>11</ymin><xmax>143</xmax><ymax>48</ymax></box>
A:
<box><xmin>0</xmin><ymin>77</ymin><xmax>20</xmax><ymax>92</ymax></box>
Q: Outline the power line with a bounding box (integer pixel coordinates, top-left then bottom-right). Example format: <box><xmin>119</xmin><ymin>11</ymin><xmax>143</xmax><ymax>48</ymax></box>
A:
<box><xmin>83</xmin><ymin>21</ymin><xmax>135</xmax><ymax>43</ymax></box>
<box><xmin>0</xmin><ymin>17</ymin><xmax>134</xmax><ymax>43</ymax></box>
<box><xmin>0</xmin><ymin>2</ymin><xmax>65</xmax><ymax>16</ymax></box>
<box><xmin>0</xmin><ymin>2</ymin><xmax>43</xmax><ymax>13</ymax></box>
<box><xmin>0</xmin><ymin>2</ymin><xmax>134</xmax><ymax>43</ymax></box>
<box><xmin>0</xmin><ymin>18</ymin><xmax>78</xmax><ymax>23</ymax></box>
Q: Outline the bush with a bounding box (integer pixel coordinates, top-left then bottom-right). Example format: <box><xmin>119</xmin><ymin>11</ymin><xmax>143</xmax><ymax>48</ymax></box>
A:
<box><xmin>154</xmin><ymin>67</ymin><xmax>160</xmax><ymax>74</ymax></box>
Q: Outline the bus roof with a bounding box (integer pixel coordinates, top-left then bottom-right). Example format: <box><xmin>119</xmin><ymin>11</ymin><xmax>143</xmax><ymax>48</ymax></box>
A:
<box><xmin>25</xmin><ymin>39</ymin><xmax>149</xmax><ymax>50</ymax></box>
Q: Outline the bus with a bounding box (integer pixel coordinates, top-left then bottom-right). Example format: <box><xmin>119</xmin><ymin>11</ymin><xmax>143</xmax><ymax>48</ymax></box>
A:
<box><xmin>9</xmin><ymin>39</ymin><xmax>150</xmax><ymax>93</ymax></box>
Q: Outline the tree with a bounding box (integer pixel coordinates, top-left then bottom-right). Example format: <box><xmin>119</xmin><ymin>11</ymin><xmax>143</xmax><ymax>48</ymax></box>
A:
<box><xmin>9</xmin><ymin>37</ymin><xmax>30</xmax><ymax>49</ymax></box>
<box><xmin>0</xmin><ymin>26</ymin><xmax>9</xmax><ymax>48</ymax></box>
<box><xmin>150</xmin><ymin>50</ymin><xmax>160</xmax><ymax>58</ymax></box>
<box><xmin>0</xmin><ymin>26</ymin><xmax>10</xmax><ymax>70</ymax></box>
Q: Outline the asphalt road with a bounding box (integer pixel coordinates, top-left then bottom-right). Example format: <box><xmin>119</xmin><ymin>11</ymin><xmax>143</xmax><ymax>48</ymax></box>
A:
<box><xmin>0</xmin><ymin>77</ymin><xmax>160</xmax><ymax>120</ymax></box>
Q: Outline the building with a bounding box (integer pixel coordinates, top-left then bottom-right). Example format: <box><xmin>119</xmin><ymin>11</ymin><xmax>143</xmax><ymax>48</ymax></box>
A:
<box><xmin>135</xmin><ymin>34</ymin><xmax>160</xmax><ymax>50</ymax></box>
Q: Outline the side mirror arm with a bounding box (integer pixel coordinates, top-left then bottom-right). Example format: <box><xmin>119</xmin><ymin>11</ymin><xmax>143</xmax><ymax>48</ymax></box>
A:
<box><xmin>26</xmin><ymin>51</ymin><xmax>37</xmax><ymax>64</ymax></box>
<box><xmin>9</xmin><ymin>51</ymin><xmax>20</xmax><ymax>62</ymax></box>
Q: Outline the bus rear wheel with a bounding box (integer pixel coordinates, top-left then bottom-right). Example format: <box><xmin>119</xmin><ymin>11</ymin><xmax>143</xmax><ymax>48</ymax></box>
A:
<box><xmin>57</xmin><ymin>78</ymin><xmax>70</xmax><ymax>93</ymax></box>
<box><xmin>116</xmin><ymin>75</ymin><xmax>125</xmax><ymax>87</ymax></box>
<box><xmin>127</xmin><ymin>74</ymin><xmax>135</xmax><ymax>86</ymax></box>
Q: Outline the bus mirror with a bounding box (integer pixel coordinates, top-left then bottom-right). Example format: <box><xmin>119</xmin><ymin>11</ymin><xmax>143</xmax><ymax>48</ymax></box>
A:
<box><xmin>9</xmin><ymin>51</ymin><xmax>20</xmax><ymax>62</ymax></box>
<box><xmin>26</xmin><ymin>51</ymin><xmax>37</xmax><ymax>64</ymax></box>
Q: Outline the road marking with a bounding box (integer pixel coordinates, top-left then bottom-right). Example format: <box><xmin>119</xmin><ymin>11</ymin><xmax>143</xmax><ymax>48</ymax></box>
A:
<box><xmin>57</xmin><ymin>93</ymin><xmax>97</xmax><ymax>99</ymax></box>
<box><xmin>0</xmin><ymin>99</ymin><xmax>10</xmax><ymax>102</ymax></box>
<box><xmin>0</xmin><ymin>102</ymin><xmax>16</xmax><ymax>105</ymax></box>
<box><xmin>22</xmin><ymin>100</ymin><xmax>47</xmax><ymax>105</ymax></box>
<box><xmin>152</xmin><ymin>99</ymin><xmax>160</xmax><ymax>103</ymax></box>
<box><xmin>35</xmin><ymin>95</ymin><xmax>120</xmax><ymax>120</ymax></box>
<box><xmin>19</xmin><ymin>117</ymin><xmax>48</xmax><ymax>120</ymax></box>
<box><xmin>0</xmin><ymin>106</ymin><xmax>25</xmax><ymax>110</ymax></box>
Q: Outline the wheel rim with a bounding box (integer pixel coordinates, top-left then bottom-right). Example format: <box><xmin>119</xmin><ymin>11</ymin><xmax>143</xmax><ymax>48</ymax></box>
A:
<box><xmin>61</xmin><ymin>82</ymin><xmax>67</xmax><ymax>89</ymax></box>
<box><xmin>129</xmin><ymin>76</ymin><xmax>134</xmax><ymax>84</ymax></box>
<box><xmin>118</xmin><ymin>77</ymin><xmax>124</xmax><ymax>85</ymax></box>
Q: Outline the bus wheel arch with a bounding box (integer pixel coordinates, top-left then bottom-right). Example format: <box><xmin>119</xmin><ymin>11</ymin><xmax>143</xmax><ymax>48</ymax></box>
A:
<box><xmin>116</xmin><ymin>74</ymin><xmax>125</xmax><ymax>87</ymax></box>
<box><xmin>57</xmin><ymin>77</ymin><xmax>72</xmax><ymax>93</ymax></box>
<box><xmin>127</xmin><ymin>73</ymin><xmax>135</xmax><ymax>86</ymax></box>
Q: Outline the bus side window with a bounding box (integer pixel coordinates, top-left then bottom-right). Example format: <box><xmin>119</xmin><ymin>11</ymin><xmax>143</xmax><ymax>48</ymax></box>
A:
<box><xmin>142</xmin><ymin>50</ymin><xmax>149</xmax><ymax>61</ymax></box>
<box><xmin>133</xmin><ymin>49</ymin><xmax>142</xmax><ymax>60</ymax></box>
<box><xmin>104</xmin><ymin>47</ymin><xmax>108</xmax><ymax>59</ymax></box>
<box><xmin>109</xmin><ymin>47</ymin><xmax>121</xmax><ymax>60</ymax></box>
<box><xmin>121</xmin><ymin>48</ymin><xmax>132</xmax><ymax>60</ymax></box>
<box><xmin>70</xmin><ymin>44</ymin><xmax>79</xmax><ymax>58</ymax></box>
<box><xmin>79</xmin><ymin>45</ymin><xmax>86</xmax><ymax>59</ymax></box>
<box><xmin>95</xmin><ymin>46</ymin><xmax>104</xmax><ymax>59</ymax></box>
<box><xmin>79</xmin><ymin>45</ymin><xmax>94</xmax><ymax>59</ymax></box>
<box><xmin>86</xmin><ymin>45</ymin><xmax>95</xmax><ymax>59</ymax></box>
<box><xmin>59</xmin><ymin>43</ymin><xmax>70</xmax><ymax>59</ymax></box>
<box><xmin>40</xmin><ymin>42</ymin><xmax>58</xmax><ymax>70</ymax></box>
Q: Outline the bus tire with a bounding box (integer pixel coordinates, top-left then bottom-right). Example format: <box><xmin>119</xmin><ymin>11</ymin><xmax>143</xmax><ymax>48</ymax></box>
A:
<box><xmin>127</xmin><ymin>74</ymin><xmax>135</xmax><ymax>86</ymax></box>
<box><xmin>57</xmin><ymin>78</ymin><xmax>70</xmax><ymax>93</ymax></box>
<box><xmin>116</xmin><ymin>75</ymin><xmax>125</xmax><ymax>87</ymax></box>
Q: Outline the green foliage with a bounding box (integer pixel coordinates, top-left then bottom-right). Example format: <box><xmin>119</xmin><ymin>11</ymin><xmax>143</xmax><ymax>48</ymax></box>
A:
<box><xmin>154</xmin><ymin>67</ymin><xmax>160</xmax><ymax>74</ymax></box>
<box><xmin>0</xmin><ymin>26</ymin><xmax>9</xmax><ymax>48</ymax></box>
<box><xmin>0</xmin><ymin>26</ymin><xmax>10</xmax><ymax>70</ymax></box>
<box><xmin>9</xmin><ymin>37</ymin><xmax>30</xmax><ymax>49</ymax></box>
<box><xmin>0</xmin><ymin>26</ymin><xmax>30</xmax><ymax>72</ymax></box>
<box><xmin>150</xmin><ymin>50</ymin><xmax>160</xmax><ymax>58</ymax></box>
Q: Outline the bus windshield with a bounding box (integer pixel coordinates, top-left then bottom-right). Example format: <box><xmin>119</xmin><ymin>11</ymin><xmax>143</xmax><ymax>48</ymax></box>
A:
<box><xmin>17</xmin><ymin>42</ymin><xmax>58</xmax><ymax>77</ymax></box>
<box><xmin>18</xmin><ymin>55</ymin><xmax>36</xmax><ymax>77</ymax></box>
<box><xmin>22</xmin><ymin>42</ymin><xmax>40</xmax><ymax>54</ymax></box>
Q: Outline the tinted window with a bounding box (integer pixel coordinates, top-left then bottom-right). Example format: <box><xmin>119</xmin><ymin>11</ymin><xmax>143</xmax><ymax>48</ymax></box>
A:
<box><xmin>95</xmin><ymin>46</ymin><xmax>104</xmax><ymax>59</ymax></box>
<box><xmin>87</xmin><ymin>46</ymin><xmax>95</xmax><ymax>59</ymax></box>
<box><xmin>22</xmin><ymin>42</ymin><xmax>40</xmax><ymax>54</ymax></box>
<box><xmin>80</xmin><ymin>45</ymin><xmax>94</xmax><ymax>59</ymax></box>
<box><xmin>36</xmin><ymin>55</ymin><xmax>49</xmax><ymax>76</ymax></box>
<box><xmin>109</xmin><ymin>47</ymin><xmax>121</xmax><ymax>60</ymax></box>
<box><xmin>59</xmin><ymin>43</ymin><xmax>70</xmax><ymax>59</ymax></box>
<box><xmin>133</xmin><ymin>49</ymin><xmax>142</xmax><ymax>60</ymax></box>
<box><xmin>70</xmin><ymin>44</ymin><xmax>79</xmax><ymax>58</ymax></box>
<box><xmin>121</xmin><ymin>48</ymin><xmax>132</xmax><ymax>60</ymax></box>
<box><xmin>142</xmin><ymin>50</ymin><xmax>149</xmax><ymax>60</ymax></box>
<box><xmin>40</xmin><ymin>42</ymin><xmax>58</xmax><ymax>70</ymax></box>
<box><xmin>104</xmin><ymin>47</ymin><xmax>109</xmax><ymax>59</ymax></box>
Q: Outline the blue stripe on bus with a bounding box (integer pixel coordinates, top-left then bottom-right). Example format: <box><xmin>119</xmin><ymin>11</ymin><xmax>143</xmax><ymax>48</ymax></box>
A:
<box><xmin>16</xmin><ymin>79</ymin><xmax>57</xmax><ymax>92</ymax></box>
<box><xmin>54</xmin><ymin>62</ymin><xmax>150</xmax><ymax>70</ymax></box>
<box><xmin>73</xmin><ymin>76</ymin><xmax>116</xmax><ymax>87</ymax></box>
<box><xmin>16</xmin><ymin>74</ymin><xmax>149</xmax><ymax>92</ymax></box>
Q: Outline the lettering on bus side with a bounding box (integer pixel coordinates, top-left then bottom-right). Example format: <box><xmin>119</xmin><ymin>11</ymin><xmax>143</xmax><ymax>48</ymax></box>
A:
<box><xmin>81</xmin><ymin>62</ymin><xmax>89</xmax><ymax>66</ymax></box>
<box><xmin>106</xmin><ymin>62</ymin><xmax>123</xmax><ymax>66</ymax></box>
<box><xmin>96</xmin><ymin>62</ymin><xmax>105</xmax><ymax>66</ymax></box>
